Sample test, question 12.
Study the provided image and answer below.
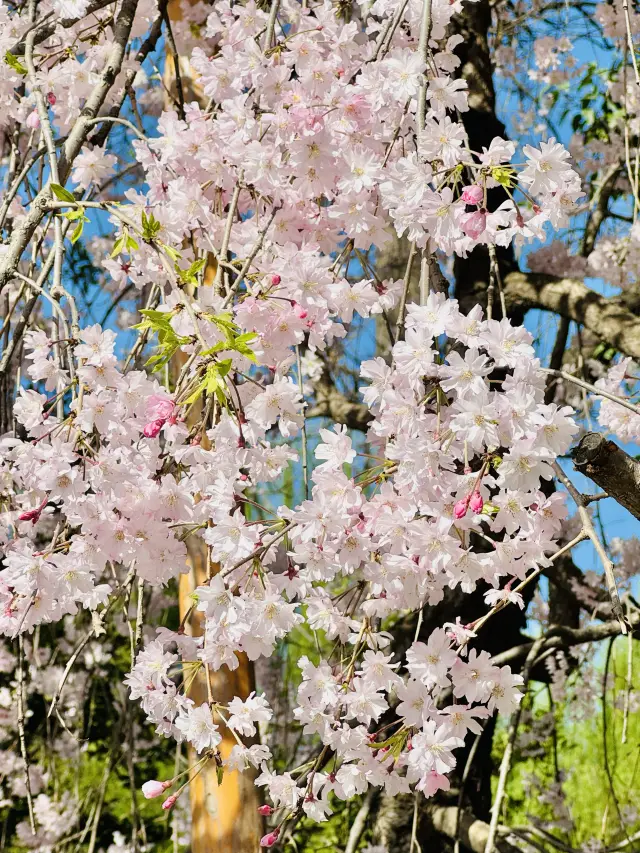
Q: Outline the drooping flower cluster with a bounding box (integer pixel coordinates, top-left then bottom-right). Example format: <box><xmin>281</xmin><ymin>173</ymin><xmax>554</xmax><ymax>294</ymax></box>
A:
<box><xmin>0</xmin><ymin>0</ymin><xmax>594</xmax><ymax>840</ymax></box>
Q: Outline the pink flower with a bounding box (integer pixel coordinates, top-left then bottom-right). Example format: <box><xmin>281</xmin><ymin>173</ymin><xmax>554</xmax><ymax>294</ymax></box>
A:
<box><xmin>258</xmin><ymin>805</ymin><xmax>274</xmax><ymax>816</ymax></box>
<box><xmin>26</xmin><ymin>111</ymin><xmax>40</xmax><ymax>130</ymax></box>
<box><xmin>419</xmin><ymin>770</ymin><xmax>450</xmax><ymax>797</ymax></box>
<box><xmin>461</xmin><ymin>185</ymin><xmax>483</xmax><ymax>206</ymax></box>
<box><xmin>143</xmin><ymin>418</ymin><xmax>165</xmax><ymax>438</ymax></box>
<box><xmin>146</xmin><ymin>394</ymin><xmax>176</xmax><ymax>421</ymax></box>
<box><xmin>461</xmin><ymin>210</ymin><xmax>487</xmax><ymax>240</ymax></box>
<box><xmin>469</xmin><ymin>491</ymin><xmax>484</xmax><ymax>514</ymax></box>
<box><xmin>270</xmin><ymin>274</ymin><xmax>281</xmax><ymax>286</ymax></box>
<box><xmin>291</xmin><ymin>301</ymin><xmax>307</xmax><ymax>319</ymax></box>
<box><xmin>453</xmin><ymin>498</ymin><xmax>469</xmax><ymax>519</ymax></box>
<box><xmin>142</xmin><ymin>780</ymin><xmax>171</xmax><ymax>799</ymax></box>
<box><xmin>289</xmin><ymin>105</ymin><xmax>324</xmax><ymax>135</ymax></box>
<box><xmin>260</xmin><ymin>830</ymin><xmax>280</xmax><ymax>847</ymax></box>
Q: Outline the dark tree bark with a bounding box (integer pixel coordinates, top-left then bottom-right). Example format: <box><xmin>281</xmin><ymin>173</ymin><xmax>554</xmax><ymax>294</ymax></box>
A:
<box><xmin>574</xmin><ymin>432</ymin><xmax>640</xmax><ymax>520</ymax></box>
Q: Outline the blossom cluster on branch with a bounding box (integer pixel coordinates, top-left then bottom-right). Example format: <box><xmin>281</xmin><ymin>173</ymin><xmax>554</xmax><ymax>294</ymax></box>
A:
<box><xmin>2</xmin><ymin>0</ymin><xmax>637</xmax><ymax>846</ymax></box>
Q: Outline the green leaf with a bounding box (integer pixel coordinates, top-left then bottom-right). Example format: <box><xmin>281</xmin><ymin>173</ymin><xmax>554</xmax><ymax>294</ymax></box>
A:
<box><xmin>232</xmin><ymin>332</ymin><xmax>258</xmax><ymax>363</ymax></box>
<box><xmin>216</xmin><ymin>358</ymin><xmax>232</xmax><ymax>377</ymax></box>
<box><xmin>64</xmin><ymin>208</ymin><xmax>85</xmax><ymax>221</ymax></box>
<box><xmin>4</xmin><ymin>51</ymin><xmax>27</xmax><ymax>75</ymax></box>
<box><xmin>133</xmin><ymin>308</ymin><xmax>176</xmax><ymax>334</ymax></box>
<box><xmin>159</xmin><ymin>241</ymin><xmax>181</xmax><ymax>262</ymax></box>
<box><xmin>177</xmin><ymin>257</ymin><xmax>207</xmax><ymax>286</ymax></box>
<box><xmin>141</xmin><ymin>210</ymin><xmax>162</xmax><ymax>242</ymax></box>
<box><xmin>70</xmin><ymin>219</ymin><xmax>85</xmax><ymax>244</ymax></box>
<box><xmin>111</xmin><ymin>234</ymin><xmax>128</xmax><ymax>258</ymax></box>
<box><xmin>51</xmin><ymin>184</ymin><xmax>76</xmax><ymax>203</ymax></box>
<box><xmin>207</xmin><ymin>312</ymin><xmax>237</xmax><ymax>335</ymax></box>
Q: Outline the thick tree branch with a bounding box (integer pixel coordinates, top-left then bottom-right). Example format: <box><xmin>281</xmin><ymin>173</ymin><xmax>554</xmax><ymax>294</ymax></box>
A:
<box><xmin>491</xmin><ymin>612</ymin><xmax>640</xmax><ymax>670</ymax></box>
<box><xmin>503</xmin><ymin>272</ymin><xmax>640</xmax><ymax>359</ymax></box>
<box><xmin>430</xmin><ymin>806</ymin><xmax>522</xmax><ymax>853</ymax></box>
<box><xmin>574</xmin><ymin>432</ymin><xmax>640</xmax><ymax>521</ymax></box>
<box><xmin>306</xmin><ymin>371</ymin><xmax>373</xmax><ymax>431</ymax></box>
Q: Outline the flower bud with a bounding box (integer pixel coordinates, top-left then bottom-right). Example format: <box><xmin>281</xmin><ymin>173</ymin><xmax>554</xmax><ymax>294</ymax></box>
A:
<box><xmin>143</xmin><ymin>418</ymin><xmax>165</xmax><ymax>438</ymax></box>
<box><xmin>162</xmin><ymin>794</ymin><xmax>178</xmax><ymax>811</ymax></box>
<box><xmin>26</xmin><ymin>110</ymin><xmax>40</xmax><ymax>130</ymax></box>
<box><xmin>260</xmin><ymin>829</ymin><xmax>280</xmax><ymax>847</ymax></box>
<box><xmin>469</xmin><ymin>491</ymin><xmax>484</xmax><ymax>514</ymax></box>
<box><xmin>461</xmin><ymin>184</ymin><xmax>483</xmax><ymax>206</ymax></box>
<box><xmin>258</xmin><ymin>805</ymin><xmax>274</xmax><ymax>816</ymax></box>
<box><xmin>271</xmin><ymin>274</ymin><xmax>281</xmax><ymax>286</ymax></box>
<box><xmin>19</xmin><ymin>507</ymin><xmax>42</xmax><ymax>524</ymax></box>
<box><xmin>142</xmin><ymin>780</ymin><xmax>170</xmax><ymax>799</ymax></box>
<box><xmin>46</xmin><ymin>92</ymin><xmax>57</xmax><ymax>106</ymax></box>
<box><xmin>453</xmin><ymin>498</ymin><xmax>469</xmax><ymax>519</ymax></box>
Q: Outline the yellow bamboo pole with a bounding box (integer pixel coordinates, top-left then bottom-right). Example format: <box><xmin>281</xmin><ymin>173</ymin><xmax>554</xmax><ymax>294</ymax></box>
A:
<box><xmin>178</xmin><ymin>546</ymin><xmax>262</xmax><ymax>853</ymax></box>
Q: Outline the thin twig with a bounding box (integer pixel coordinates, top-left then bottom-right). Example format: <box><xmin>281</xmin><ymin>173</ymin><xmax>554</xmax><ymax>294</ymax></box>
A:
<box><xmin>296</xmin><ymin>346</ymin><xmax>309</xmax><ymax>499</ymax></box>
<box><xmin>395</xmin><ymin>242</ymin><xmax>417</xmax><ymax>342</ymax></box>
<box><xmin>552</xmin><ymin>462</ymin><xmax>627</xmax><ymax>633</ymax></box>
<box><xmin>16</xmin><ymin>636</ymin><xmax>36</xmax><ymax>835</ymax></box>
<box><xmin>484</xmin><ymin>636</ymin><xmax>546</xmax><ymax>853</ymax></box>
<box><xmin>542</xmin><ymin>369</ymin><xmax>640</xmax><ymax>419</ymax></box>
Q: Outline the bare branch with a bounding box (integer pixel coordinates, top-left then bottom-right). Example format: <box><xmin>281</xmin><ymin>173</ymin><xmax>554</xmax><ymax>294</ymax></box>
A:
<box><xmin>430</xmin><ymin>806</ymin><xmax>522</xmax><ymax>853</ymax></box>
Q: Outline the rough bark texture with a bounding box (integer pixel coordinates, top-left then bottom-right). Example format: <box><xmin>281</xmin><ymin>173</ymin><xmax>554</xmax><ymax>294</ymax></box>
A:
<box><xmin>503</xmin><ymin>272</ymin><xmax>640</xmax><ymax>359</ymax></box>
<box><xmin>573</xmin><ymin>432</ymin><xmax>640</xmax><ymax>520</ymax></box>
<box><xmin>430</xmin><ymin>806</ymin><xmax>522</xmax><ymax>853</ymax></box>
<box><xmin>306</xmin><ymin>367</ymin><xmax>373</xmax><ymax>430</ymax></box>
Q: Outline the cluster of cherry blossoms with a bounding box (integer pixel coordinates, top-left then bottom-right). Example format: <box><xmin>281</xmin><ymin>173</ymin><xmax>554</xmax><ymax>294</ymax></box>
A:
<box><xmin>67</xmin><ymin>294</ymin><xmax>572</xmax><ymax>830</ymax></box>
<box><xmin>0</xmin><ymin>0</ymin><xmax>597</xmax><ymax>841</ymax></box>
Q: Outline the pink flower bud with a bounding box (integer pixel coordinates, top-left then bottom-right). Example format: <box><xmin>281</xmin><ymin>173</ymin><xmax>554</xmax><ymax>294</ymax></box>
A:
<box><xmin>142</xmin><ymin>780</ymin><xmax>170</xmax><ymax>799</ymax></box>
<box><xmin>143</xmin><ymin>418</ymin><xmax>165</xmax><ymax>438</ymax></box>
<box><xmin>258</xmin><ymin>805</ymin><xmax>274</xmax><ymax>816</ymax></box>
<box><xmin>26</xmin><ymin>110</ymin><xmax>40</xmax><ymax>130</ymax></box>
<box><xmin>162</xmin><ymin>794</ymin><xmax>178</xmax><ymax>811</ymax></box>
<box><xmin>19</xmin><ymin>508</ymin><xmax>41</xmax><ymax>524</ymax></box>
<box><xmin>18</xmin><ymin>498</ymin><xmax>47</xmax><ymax>525</ymax></box>
<box><xmin>271</xmin><ymin>274</ymin><xmax>281</xmax><ymax>286</ymax></box>
<box><xmin>46</xmin><ymin>92</ymin><xmax>56</xmax><ymax>106</ymax></box>
<box><xmin>461</xmin><ymin>210</ymin><xmax>487</xmax><ymax>240</ymax></box>
<box><xmin>461</xmin><ymin>184</ymin><xmax>483</xmax><ymax>206</ymax></box>
<box><xmin>453</xmin><ymin>498</ymin><xmax>469</xmax><ymax>519</ymax></box>
<box><xmin>260</xmin><ymin>830</ymin><xmax>280</xmax><ymax>847</ymax></box>
<box><xmin>469</xmin><ymin>491</ymin><xmax>484</xmax><ymax>514</ymax></box>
